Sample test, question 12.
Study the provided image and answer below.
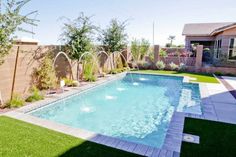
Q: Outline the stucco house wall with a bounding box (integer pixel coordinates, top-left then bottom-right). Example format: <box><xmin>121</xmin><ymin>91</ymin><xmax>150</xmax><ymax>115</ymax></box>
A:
<box><xmin>183</xmin><ymin>23</ymin><xmax>236</xmax><ymax>67</ymax></box>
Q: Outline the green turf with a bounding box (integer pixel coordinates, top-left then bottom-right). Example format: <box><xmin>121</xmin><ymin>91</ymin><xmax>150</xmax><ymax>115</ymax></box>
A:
<box><xmin>133</xmin><ymin>70</ymin><xmax>219</xmax><ymax>83</ymax></box>
<box><xmin>181</xmin><ymin>118</ymin><xmax>236</xmax><ymax>157</ymax></box>
<box><xmin>0</xmin><ymin>116</ymin><xmax>141</xmax><ymax>157</ymax></box>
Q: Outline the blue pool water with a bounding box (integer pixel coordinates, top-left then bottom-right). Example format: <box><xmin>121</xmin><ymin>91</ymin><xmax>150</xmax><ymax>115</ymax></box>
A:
<box><xmin>30</xmin><ymin>73</ymin><xmax>202</xmax><ymax>148</ymax></box>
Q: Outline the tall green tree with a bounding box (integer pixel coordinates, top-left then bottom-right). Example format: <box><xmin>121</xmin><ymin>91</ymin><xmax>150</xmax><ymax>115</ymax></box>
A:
<box><xmin>60</xmin><ymin>13</ymin><xmax>96</xmax><ymax>60</ymax></box>
<box><xmin>60</xmin><ymin>13</ymin><xmax>96</xmax><ymax>79</ymax></box>
<box><xmin>99</xmin><ymin>19</ymin><xmax>128</xmax><ymax>53</ymax></box>
<box><xmin>98</xmin><ymin>19</ymin><xmax>128</xmax><ymax>68</ymax></box>
<box><xmin>0</xmin><ymin>0</ymin><xmax>38</xmax><ymax>65</ymax></box>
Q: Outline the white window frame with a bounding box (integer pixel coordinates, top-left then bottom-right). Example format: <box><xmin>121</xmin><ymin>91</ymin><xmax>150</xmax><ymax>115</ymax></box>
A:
<box><xmin>228</xmin><ymin>38</ymin><xmax>236</xmax><ymax>61</ymax></box>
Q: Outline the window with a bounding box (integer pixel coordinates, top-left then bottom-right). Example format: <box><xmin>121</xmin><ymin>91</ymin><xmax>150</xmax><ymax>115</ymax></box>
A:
<box><xmin>228</xmin><ymin>38</ymin><xmax>236</xmax><ymax>60</ymax></box>
<box><xmin>214</xmin><ymin>39</ymin><xmax>222</xmax><ymax>59</ymax></box>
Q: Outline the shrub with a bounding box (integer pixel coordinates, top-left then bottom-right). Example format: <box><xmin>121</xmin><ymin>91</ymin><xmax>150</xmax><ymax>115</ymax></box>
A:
<box><xmin>179</xmin><ymin>63</ymin><xmax>187</xmax><ymax>71</ymax></box>
<box><xmin>32</xmin><ymin>55</ymin><xmax>57</xmax><ymax>90</ymax></box>
<box><xmin>214</xmin><ymin>71</ymin><xmax>223</xmax><ymax>76</ymax></box>
<box><xmin>169</xmin><ymin>62</ymin><xmax>179</xmax><ymax>71</ymax></box>
<box><xmin>83</xmin><ymin>61</ymin><xmax>97</xmax><ymax>82</ymax></box>
<box><xmin>159</xmin><ymin>49</ymin><xmax>167</xmax><ymax>57</ymax></box>
<box><xmin>84</xmin><ymin>74</ymin><xmax>97</xmax><ymax>82</ymax></box>
<box><xmin>156</xmin><ymin>61</ymin><xmax>165</xmax><ymax>70</ymax></box>
<box><xmin>115</xmin><ymin>56</ymin><xmax>124</xmax><ymax>69</ymax></box>
<box><xmin>109</xmin><ymin>69</ymin><xmax>118</xmax><ymax>74</ymax></box>
<box><xmin>137</xmin><ymin>61</ymin><xmax>151</xmax><ymax>69</ymax></box>
<box><xmin>26</xmin><ymin>86</ymin><xmax>44</xmax><ymax>102</ymax></box>
<box><xmin>63</xmin><ymin>78</ymin><xmax>79</xmax><ymax>87</ymax></box>
<box><xmin>6</xmin><ymin>94</ymin><xmax>25</xmax><ymax>108</ymax></box>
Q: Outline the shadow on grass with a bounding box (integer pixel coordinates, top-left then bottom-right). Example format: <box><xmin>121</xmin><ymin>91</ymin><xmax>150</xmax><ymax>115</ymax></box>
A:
<box><xmin>59</xmin><ymin>141</ymin><xmax>142</xmax><ymax>157</ymax></box>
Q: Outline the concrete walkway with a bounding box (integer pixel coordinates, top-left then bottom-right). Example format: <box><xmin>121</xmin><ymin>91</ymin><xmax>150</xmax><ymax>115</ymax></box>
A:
<box><xmin>222</xmin><ymin>76</ymin><xmax>236</xmax><ymax>89</ymax></box>
<box><xmin>186</xmin><ymin>77</ymin><xmax>236</xmax><ymax>125</ymax></box>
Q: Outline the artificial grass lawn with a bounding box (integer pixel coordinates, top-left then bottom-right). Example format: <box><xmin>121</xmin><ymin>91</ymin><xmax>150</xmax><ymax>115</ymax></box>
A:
<box><xmin>135</xmin><ymin>70</ymin><xmax>219</xmax><ymax>83</ymax></box>
<box><xmin>0</xmin><ymin>116</ymin><xmax>141</xmax><ymax>157</ymax></box>
<box><xmin>181</xmin><ymin>118</ymin><xmax>236</xmax><ymax>157</ymax></box>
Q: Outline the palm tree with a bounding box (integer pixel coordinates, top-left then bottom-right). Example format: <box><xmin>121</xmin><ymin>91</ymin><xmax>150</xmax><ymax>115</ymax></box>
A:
<box><xmin>168</xmin><ymin>35</ymin><xmax>176</xmax><ymax>47</ymax></box>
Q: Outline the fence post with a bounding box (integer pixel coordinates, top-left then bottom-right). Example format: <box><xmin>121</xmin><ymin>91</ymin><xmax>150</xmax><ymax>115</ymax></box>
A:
<box><xmin>154</xmin><ymin>45</ymin><xmax>160</xmax><ymax>63</ymax></box>
<box><xmin>195</xmin><ymin>45</ymin><xmax>203</xmax><ymax>69</ymax></box>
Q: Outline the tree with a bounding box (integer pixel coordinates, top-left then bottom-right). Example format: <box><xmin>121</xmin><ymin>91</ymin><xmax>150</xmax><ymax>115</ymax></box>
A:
<box><xmin>60</xmin><ymin>13</ymin><xmax>96</xmax><ymax>60</ymax></box>
<box><xmin>131</xmin><ymin>39</ymin><xmax>139</xmax><ymax>61</ymax></box>
<box><xmin>99</xmin><ymin>19</ymin><xmax>128</xmax><ymax>53</ymax></box>
<box><xmin>60</xmin><ymin>13</ymin><xmax>96</xmax><ymax>79</ymax></box>
<box><xmin>0</xmin><ymin>0</ymin><xmax>38</xmax><ymax>65</ymax></box>
<box><xmin>139</xmin><ymin>39</ymin><xmax>150</xmax><ymax>60</ymax></box>
<box><xmin>131</xmin><ymin>38</ymin><xmax>150</xmax><ymax>61</ymax></box>
<box><xmin>168</xmin><ymin>35</ymin><xmax>176</xmax><ymax>47</ymax></box>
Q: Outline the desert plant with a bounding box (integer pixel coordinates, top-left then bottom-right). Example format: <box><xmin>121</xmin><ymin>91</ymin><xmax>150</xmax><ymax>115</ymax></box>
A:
<box><xmin>63</xmin><ymin>78</ymin><xmax>79</xmax><ymax>87</ymax></box>
<box><xmin>131</xmin><ymin>39</ymin><xmax>139</xmax><ymax>61</ymax></box>
<box><xmin>0</xmin><ymin>0</ymin><xmax>38</xmax><ymax>65</ymax></box>
<box><xmin>156</xmin><ymin>61</ymin><xmax>165</xmax><ymax>70</ymax></box>
<box><xmin>169</xmin><ymin>62</ymin><xmax>179</xmax><ymax>71</ymax></box>
<box><xmin>139</xmin><ymin>39</ymin><xmax>150</xmax><ymax>60</ymax></box>
<box><xmin>131</xmin><ymin>38</ymin><xmax>150</xmax><ymax>61</ymax></box>
<box><xmin>214</xmin><ymin>71</ymin><xmax>223</xmax><ymax>76</ymax></box>
<box><xmin>26</xmin><ymin>86</ymin><xmax>44</xmax><ymax>102</ymax></box>
<box><xmin>109</xmin><ymin>69</ymin><xmax>118</xmax><ymax>74</ymax></box>
<box><xmin>83</xmin><ymin>59</ymin><xmax>97</xmax><ymax>82</ymax></box>
<box><xmin>179</xmin><ymin>63</ymin><xmax>187</xmax><ymax>71</ymax></box>
<box><xmin>137</xmin><ymin>61</ymin><xmax>151</xmax><ymax>70</ymax></box>
<box><xmin>115</xmin><ymin>55</ymin><xmax>124</xmax><ymax>69</ymax></box>
<box><xmin>159</xmin><ymin>49</ymin><xmax>167</xmax><ymax>57</ymax></box>
<box><xmin>6</xmin><ymin>94</ymin><xmax>25</xmax><ymax>108</ymax></box>
<box><xmin>32</xmin><ymin>55</ymin><xmax>57</xmax><ymax>90</ymax></box>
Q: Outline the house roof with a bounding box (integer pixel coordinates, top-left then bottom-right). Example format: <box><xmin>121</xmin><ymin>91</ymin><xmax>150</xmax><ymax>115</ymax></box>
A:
<box><xmin>182</xmin><ymin>22</ymin><xmax>236</xmax><ymax>36</ymax></box>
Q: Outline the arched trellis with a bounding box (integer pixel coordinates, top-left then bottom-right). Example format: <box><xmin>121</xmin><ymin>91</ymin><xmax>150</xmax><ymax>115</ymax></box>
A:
<box><xmin>53</xmin><ymin>51</ymin><xmax>74</xmax><ymax>80</ymax></box>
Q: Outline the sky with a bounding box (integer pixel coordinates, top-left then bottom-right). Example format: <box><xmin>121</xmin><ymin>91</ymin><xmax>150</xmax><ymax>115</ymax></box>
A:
<box><xmin>16</xmin><ymin>0</ymin><xmax>236</xmax><ymax>46</ymax></box>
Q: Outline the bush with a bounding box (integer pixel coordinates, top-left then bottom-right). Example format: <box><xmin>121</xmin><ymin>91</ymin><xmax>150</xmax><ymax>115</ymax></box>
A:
<box><xmin>137</xmin><ymin>61</ymin><xmax>151</xmax><ymax>70</ymax></box>
<box><xmin>6</xmin><ymin>94</ymin><xmax>25</xmax><ymax>108</ymax></box>
<box><xmin>214</xmin><ymin>71</ymin><xmax>223</xmax><ymax>76</ymax></box>
<box><xmin>63</xmin><ymin>78</ymin><xmax>79</xmax><ymax>87</ymax></box>
<box><xmin>109</xmin><ymin>69</ymin><xmax>118</xmax><ymax>74</ymax></box>
<box><xmin>115</xmin><ymin>55</ymin><xmax>124</xmax><ymax>69</ymax></box>
<box><xmin>26</xmin><ymin>86</ymin><xmax>44</xmax><ymax>102</ymax></box>
<box><xmin>169</xmin><ymin>62</ymin><xmax>179</xmax><ymax>71</ymax></box>
<box><xmin>156</xmin><ymin>61</ymin><xmax>165</xmax><ymax>70</ymax></box>
<box><xmin>179</xmin><ymin>63</ymin><xmax>187</xmax><ymax>71</ymax></box>
<box><xmin>32</xmin><ymin>55</ymin><xmax>57</xmax><ymax>90</ymax></box>
<box><xmin>83</xmin><ymin>61</ymin><xmax>97</xmax><ymax>82</ymax></box>
<box><xmin>159</xmin><ymin>49</ymin><xmax>167</xmax><ymax>57</ymax></box>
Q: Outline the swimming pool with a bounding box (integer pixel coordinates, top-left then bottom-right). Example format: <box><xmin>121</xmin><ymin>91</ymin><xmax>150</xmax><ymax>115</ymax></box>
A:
<box><xmin>30</xmin><ymin>73</ymin><xmax>202</xmax><ymax>148</ymax></box>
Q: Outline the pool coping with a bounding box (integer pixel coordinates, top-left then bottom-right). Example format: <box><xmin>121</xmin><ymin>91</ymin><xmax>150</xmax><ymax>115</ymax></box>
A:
<box><xmin>3</xmin><ymin>72</ymin><xmax>201</xmax><ymax>157</ymax></box>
